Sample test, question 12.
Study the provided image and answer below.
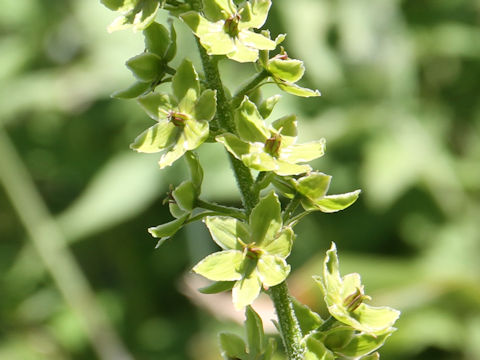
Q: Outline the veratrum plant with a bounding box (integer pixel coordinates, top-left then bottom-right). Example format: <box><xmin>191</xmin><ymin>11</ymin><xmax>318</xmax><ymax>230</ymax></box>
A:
<box><xmin>101</xmin><ymin>0</ymin><xmax>400</xmax><ymax>359</ymax></box>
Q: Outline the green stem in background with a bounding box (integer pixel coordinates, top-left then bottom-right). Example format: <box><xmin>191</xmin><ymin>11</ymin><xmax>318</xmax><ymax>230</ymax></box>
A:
<box><xmin>0</xmin><ymin>128</ymin><xmax>133</xmax><ymax>360</ymax></box>
<box><xmin>231</xmin><ymin>70</ymin><xmax>269</xmax><ymax>108</ymax></box>
<box><xmin>196</xmin><ymin>199</ymin><xmax>246</xmax><ymax>219</ymax></box>
<box><xmin>195</xmin><ymin>38</ymin><xmax>257</xmax><ymax>215</ymax></box>
<box><xmin>269</xmin><ymin>282</ymin><xmax>305</xmax><ymax>360</ymax></box>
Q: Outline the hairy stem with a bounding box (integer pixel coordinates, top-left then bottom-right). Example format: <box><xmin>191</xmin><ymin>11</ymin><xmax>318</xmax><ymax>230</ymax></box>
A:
<box><xmin>195</xmin><ymin>38</ymin><xmax>257</xmax><ymax>214</ymax></box>
<box><xmin>269</xmin><ymin>282</ymin><xmax>305</xmax><ymax>360</ymax></box>
<box><xmin>190</xmin><ymin>9</ymin><xmax>304</xmax><ymax>357</ymax></box>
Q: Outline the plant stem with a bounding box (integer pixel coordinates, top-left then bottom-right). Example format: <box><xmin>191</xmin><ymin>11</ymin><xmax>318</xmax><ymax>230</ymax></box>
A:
<box><xmin>283</xmin><ymin>194</ymin><xmax>301</xmax><ymax>223</ymax></box>
<box><xmin>231</xmin><ymin>70</ymin><xmax>269</xmax><ymax>108</ymax></box>
<box><xmin>195</xmin><ymin>38</ymin><xmax>257</xmax><ymax>214</ymax></box>
<box><xmin>269</xmin><ymin>282</ymin><xmax>305</xmax><ymax>360</ymax></box>
<box><xmin>196</xmin><ymin>199</ymin><xmax>246</xmax><ymax>219</ymax></box>
<box><xmin>191</xmin><ymin>19</ymin><xmax>304</xmax><ymax>359</ymax></box>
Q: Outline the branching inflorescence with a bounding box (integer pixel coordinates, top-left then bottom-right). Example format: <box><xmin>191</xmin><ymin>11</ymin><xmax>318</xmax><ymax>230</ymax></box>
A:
<box><xmin>101</xmin><ymin>0</ymin><xmax>400</xmax><ymax>358</ymax></box>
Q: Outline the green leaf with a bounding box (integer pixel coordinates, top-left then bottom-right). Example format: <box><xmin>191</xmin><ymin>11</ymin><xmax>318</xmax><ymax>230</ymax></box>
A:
<box><xmin>107</xmin><ymin>0</ymin><xmax>160</xmax><ymax>33</ymax></box>
<box><xmin>216</xmin><ymin>133</ymin><xmax>251</xmax><ymax>159</ymax></box>
<box><xmin>172</xmin><ymin>181</ymin><xmax>196</xmax><ymax>212</ymax></box>
<box><xmin>198</xmin><ymin>281</ymin><xmax>235</xmax><ymax>294</ymax></box>
<box><xmin>245</xmin><ymin>306</ymin><xmax>265</xmax><ymax>356</ymax></box>
<box><xmin>130</xmin><ymin>122</ymin><xmax>177</xmax><ymax>153</ymax></box>
<box><xmin>268</xmin><ymin>58</ymin><xmax>305</xmax><ymax>83</ymax></box>
<box><xmin>169</xmin><ymin>202</ymin><xmax>186</xmax><ymax>219</ymax></box>
<box><xmin>291</xmin><ymin>298</ymin><xmax>323</xmax><ymax>335</ymax></box>
<box><xmin>322</xmin><ymin>326</ymin><xmax>355</xmax><ymax>351</ymax></box>
<box><xmin>257</xmin><ymin>254</ymin><xmax>290</xmax><ymax>287</ymax></box>
<box><xmin>143</xmin><ymin>22</ymin><xmax>170</xmax><ymax>57</ymax></box>
<box><xmin>304</xmin><ymin>190</ymin><xmax>361</xmax><ymax>213</ymax></box>
<box><xmin>204</xmin><ymin>216</ymin><xmax>248</xmax><ymax>250</ymax></box>
<box><xmin>335</xmin><ymin>331</ymin><xmax>393</xmax><ymax>358</ymax></box>
<box><xmin>193</xmin><ymin>250</ymin><xmax>244</xmax><ymax>281</ymax></box>
<box><xmin>249</xmin><ymin>191</ymin><xmax>282</xmax><ymax>247</ymax></box>
<box><xmin>295</xmin><ymin>172</ymin><xmax>332</xmax><ymax>201</ymax></box>
<box><xmin>172</xmin><ymin>59</ymin><xmax>200</xmax><ymax>102</ymax></box>
<box><xmin>148</xmin><ymin>214</ymin><xmax>188</xmax><ymax>243</ymax></box>
<box><xmin>164</xmin><ymin>21</ymin><xmax>177</xmax><ymax>62</ymax></box>
<box><xmin>111</xmin><ymin>81</ymin><xmax>150</xmax><ymax>99</ymax></box>
<box><xmin>184</xmin><ymin>151</ymin><xmax>203</xmax><ymax>190</ymax></box>
<box><xmin>281</xmin><ymin>140</ymin><xmax>326</xmax><ymax>163</ymax></box>
<box><xmin>137</xmin><ymin>93</ymin><xmax>174</xmax><ymax>120</ymax></box>
<box><xmin>263</xmin><ymin>227</ymin><xmax>293</xmax><ymax>257</ymax></box>
<box><xmin>219</xmin><ymin>333</ymin><xmax>247</xmax><ymax>359</ymax></box>
<box><xmin>304</xmin><ymin>335</ymin><xmax>335</xmax><ymax>360</ymax></box>
<box><xmin>232</xmin><ymin>273</ymin><xmax>262</xmax><ymax>309</ymax></box>
<box><xmin>277</xmin><ymin>81</ymin><xmax>321</xmax><ymax>97</ymax></box>
<box><xmin>203</xmin><ymin>0</ymin><xmax>235</xmax><ymax>21</ymax></box>
<box><xmin>235</xmin><ymin>97</ymin><xmax>269</xmax><ymax>142</ymax></box>
<box><xmin>239</xmin><ymin>0</ymin><xmax>271</xmax><ymax>29</ymax></box>
<box><xmin>263</xmin><ymin>338</ymin><xmax>277</xmax><ymax>360</ymax></box>
<box><xmin>195</xmin><ymin>89</ymin><xmax>217</xmax><ymax>121</ymax></box>
<box><xmin>271</xmin><ymin>114</ymin><xmax>297</xmax><ymax>137</ymax></box>
<box><xmin>126</xmin><ymin>53</ymin><xmax>162</xmax><ymax>82</ymax></box>
<box><xmin>258</xmin><ymin>95</ymin><xmax>281</xmax><ymax>119</ymax></box>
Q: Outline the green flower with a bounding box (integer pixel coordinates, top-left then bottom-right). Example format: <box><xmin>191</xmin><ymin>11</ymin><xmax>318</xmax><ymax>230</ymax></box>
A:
<box><xmin>148</xmin><ymin>151</ymin><xmax>204</xmax><ymax>248</ymax></box>
<box><xmin>181</xmin><ymin>0</ymin><xmax>276</xmax><ymax>62</ymax></box>
<box><xmin>314</xmin><ymin>243</ymin><xmax>400</xmax><ymax>336</ymax></box>
<box><xmin>274</xmin><ymin>172</ymin><xmax>361</xmax><ymax>213</ymax></box>
<box><xmin>130</xmin><ymin>59</ymin><xmax>216</xmax><ymax>168</ymax></box>
<box><xmin>259</xmin><ymin>36</ymin><xmax>320</xmax><ymax>97</ymax></box>
<box><xmin>193</xmin><ymin>192</ymin><xmax>293</xmax><ymax>309</ymax></box>
<box><xmin>101</xmin><ymin>0</ymin><xmax>161</xmax><ymax>33</ymax></box>
<box><xmin>112</xmin><ymin>22</ymin><xmax>177</xmax><ymax>99</ymax></box>
<box><xmin>216</xmin><ymin>97</ymin><xmax>325</xmax><ymax>175</ymax></box>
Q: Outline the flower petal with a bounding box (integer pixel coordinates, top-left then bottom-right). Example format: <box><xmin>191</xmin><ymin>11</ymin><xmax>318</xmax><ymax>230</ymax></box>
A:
<box><xmin>238</xmin><ymin>30</ymin><xmax>276</xmax><ymax>51</ymax></box>
<box><xmin>232</xmin><ymin>272</ymin><xmax>262</xmax><ymax>309</ymax></box>
<box><xmin>130</xmin><ymin>121</ymin><xmax>177</xmax><ymax>153</ymax></box>
<box><xmin>235</xmin><ymin>97</ymin><xmax>270</xmax><ymax>142</ymax></box>
<box><xmin>263</xmin><ymin>227</ymin><xmax>294</xmax><ymax>257</ymax></box>
<box><xmin>257</xmin><ymin>254</ymin><xmax>290</xmax><ymax>287</ymax></box>
<box><xmin>193</xmin><ymin>250</ymin><xmax>245</xmax><ymax>281</ymax></box>
<box><xmin>228</xmin><ymin>38</ymin><xmax>259</xmax><ymax>62</ymax></box>
<box><xmin>280</xmin><ymin>139</ymin><xmax>326</xmax><ymax>163</ymax></box>
<box><xmin>204</xmin><ymin>216</ymin><xmax>249</xmax><ymax>250</ymax></box>
<box><xmin>239</xmin><ymin>0</ymin><xmax>272</xmax><ymax>29</ymax></box>
<box><xmin>249</xmin><ymin>191</ymin><xmax>282</xmax><ymax>246</ymax></box>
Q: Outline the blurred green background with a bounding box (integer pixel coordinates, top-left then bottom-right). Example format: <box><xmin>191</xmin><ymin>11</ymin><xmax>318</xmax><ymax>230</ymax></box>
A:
<box><xmin>1</xmin><ymin>0</ymin><xmax>479</xmax><ymax>359</ymax></box>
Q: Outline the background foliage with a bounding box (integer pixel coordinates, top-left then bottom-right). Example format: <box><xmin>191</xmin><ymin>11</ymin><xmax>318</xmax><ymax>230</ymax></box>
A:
<box><xmin>1</xmin><ymin>0</ymin><xmax>479</xmax><ymax>359</ymax></box>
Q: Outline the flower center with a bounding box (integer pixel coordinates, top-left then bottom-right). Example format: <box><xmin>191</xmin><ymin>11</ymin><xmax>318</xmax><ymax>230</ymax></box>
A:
<box><xmin>264</xmin><ymin>133</ymin><xmax>282</xmax><ymax>157</ymax></box>
<box><xmin>224</xmin><ymin>13</ymin><xmax>241</xmax><ymax>37</ymax></box>
<box><xmin>343</xmin><ymin>287</ymin><xmax>371</xmax><ymax>312</ymax></box>
<box><xmin>168</xmin><ymin>111</ymin><xmax>189</xmax><ymax>127</ymax></box>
